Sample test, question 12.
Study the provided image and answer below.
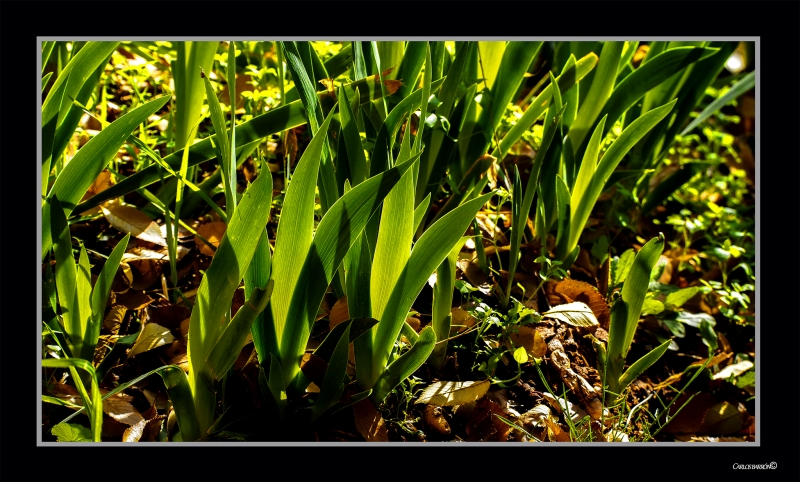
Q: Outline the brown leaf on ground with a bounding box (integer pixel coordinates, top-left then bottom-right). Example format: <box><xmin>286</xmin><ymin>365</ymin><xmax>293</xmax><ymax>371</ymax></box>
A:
<box><xmin>101</xmin><ymin>390</ymin><xmax>144</xmax><ymax>426</ymax></box>
<box><xmin>79</xmin><ymin>170</ymin><xmax>115</xmax><ymax>215</ymax></box>
<box><xmin>417</xmin><ymin>380</ymin><xmax>491</xmax><ymax>407</ymax></box>
<box><xmin>129</xmin><ymin>322</ymin><xmax>176</xmax><ymax>357</ymax></box>
<box><xmin>702</xmin><ymin>401</ymin><xmax>744</xmax><ymax>435</ymax></box>
<box><xmin>126</xmin><ymin>258</ymin><xmax>162</xmax><ymax>290</ymax></box>
<box><xmin>504</xmin><ymin>325</ymin><xmax>547</xmax><ymax>359</ymax></box>
<box><xmin>353</xmin><ymin>399</ymin><xmax>388</xmax><ymax>442</ymax></box>
<box><xmin>103</xmin><ymin>305</ymin><xmax>127</xmax><ymax>333</ymax></box>
<box><xmin>465</xmin><ymin>398</ymin><xmax>512</xmax><ymax>442</ymax></box>
<box><xmin>328</xmin><ymin>296</ymin><xmax>349</xmax><ymax>330</ymax></box>
<box><xmin>300</xmin><ymin>353</ymin><xmax>328</xmax><ymax>388</ymax></box>
<box><xmin>101</xmin><ymin>202</ymin><xmax>167</xmax><ymax>246</ymax></box>
<box><xmin>422</xmin><ymin>405</ymin><xmax>451</xmax><ymax>437</ymax></box>
<box><xmin>115</xmin><ymin>290</ymin><xmax>154</xmax><ymax>311</ymax></box>
<box><xmin>662</xmin><ymin>392</ymin><xmax>719</xmax><ymax>434</ymax></box>
<box><xmin>195</xmin><ymin>221</ymin><xmax>226</xmax><ymax>257</ymax></box>
<box><xmin>450</xmin><ymin>308</ymin><xmax>477</xmax><ymax>335</ymax></box>
<box><xmin>457</xmin><ymin>258</ymin><xmax>492</xmax><ymax>295</ymax></box>
<box><xmin>546</xmin><ymin>279</ymin><xmax>610</xmax><ymax>329</ymax></box>
<box><xmin>123</xmin><ymin>245</ymin><xmax>190</xmax><ymax>263</ymax></box>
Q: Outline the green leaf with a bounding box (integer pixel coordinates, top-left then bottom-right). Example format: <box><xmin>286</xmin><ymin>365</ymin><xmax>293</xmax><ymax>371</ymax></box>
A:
<box><xmin>42</xmin><ymin>95</ymin><xmax>171</xmax><ymax>259</ymax></box>
<box><xmin>42</xmin><ymin>358</ymin><xmax>102</xmax><ymax>442</ymax></box>
<box><xmin>617</xmin><ymin>339</ymin><xmax>671</xmax><ymax>391</ymax></box>
<box><xmin>598</xmin><ymin>47</ymin><xmax>718</xmax><ymax>138</ymax></box>
<box><xmin>337</xmin><ymin>85</ymin><xmax>369</xmax><ymax>186</ymax></box>
<box><xmin>366</xmin><ymin>192</ymin><xmax>494</xmax><ymax>392</ymax></box>
<box><xmin>42</xmin><ymin>73</ymin><xmax>70</xmax><ymax>200</ymax></box>
<box><xmin>268</xmin><ymin>110</ymin><xmax>337</xmax><ymax>358</ymax></box>
<box><xmin>566</xmin><ymin>41</ymin><xmax>624</xmax><ymax>150</ymax></box>
<box><xmin>665</xmin><ymin>287</ymin><xmax>701</xmax><ymax>309</ymax></box>
<box><xmin>619</xmin><ymin>235</ymin><xmax>665</xmax><ymax>356</ymax></box>
<box><xmin>51</xmin><ymin>423</ymin><xmax>93</xmax><ymax>442</ymax></box>
<box><xmin>75</xmin><ymin>76</ymin><xmax>402</xmax><ymax>215</ymax></box>
<box><xmin>641</xmin><ymin>299</ymin><xmax>665</xmax><ymax>316</ymax></box>
<box><xmin>370</xmin><ymin>326</ymin><xmax>436</xmax><ymax>405</ymax></box>
<box><xmin>612</xmin><ymin>249</ymin><xmax>635</xmax><ymax>286</ymax></box>
<box><xmin>187</xmin><ymin>169</ymin><xmax>274</xmax><ymax>434</ymax></box>
<box><xmin>174</xmin><ymin>41</ymin><xmax>218</xmax><ymax>149</ymax></box>
<box><xmin>201</xmin><ymin>66</ymin><xmax>236</xmax><ymax>215</ymax></box>
<box><xmin>679</xmin><ymin>70</ymin><xmax>755</xmax><ymax>137</ymax></box>
<box><xmin>86</xmin><ymin>233</ymin><xmax>130</xmax><ymax>360</ymax></box>
<box><xmin>206</xmin><ymin>281</ymin><xmax>274</xmax><ymax>381</ymax></box>
<box><xmin>277</xmin><ymin>154</ymin><xmax>418</xmax><ymax>388</ymax></box>
<box><xmin>493</xmin><ymin>52</ymin><xmax>597</xmax><ymax>159</ymax></box>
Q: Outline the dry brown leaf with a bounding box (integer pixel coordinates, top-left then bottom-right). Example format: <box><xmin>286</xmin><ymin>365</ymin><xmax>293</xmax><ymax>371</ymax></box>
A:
<box><xmin>543</xmin><ymin>417</ymin><xmax>572</xmax><ymax>442</ymax></box>
<box><xmin>465</xmin><ymin>398</ymin><xmax>511</xmax><ymax>442</ymax></box>
<box><xmin>168</xmin><ymin>353</ymin><xmax>189</xmax><ymax>373</ymax></box>
<box><xmin>450</xmin><ymin>308</ymin><xmax>477</xmax><ymax>335</ymax></box>
<box><xmin>405</xmin><ymin>317</ymin><xmax>421</xmax><ymax>332</ymax></box>
<box><xmin>353</xmin><ymin>398</ymin><xmax>388</xmax><ymax>442</ymax></box>
<box><xmin>417</xmin><ymin>380</ymin><xmax>491</xmax><ymax>406</ymax></box>
<box><xmin>123</xmin><ymin>245</ymin><xmax>189</xmax><ymax>262</ymax></box>
<box><xmin>115</xmin><ymin>290</ymin><xmax>154</xmax><ymax>310</ymax></box>
<box><xmin>300</xmin><ymin>353</ymin><xmax>328</xmax><ymax>388</ymax></box>
<box><xmin>711</xmin><ymin>361</ymin><xmax>753</xmax><ymax>380</ymax></box>
<box><xmin>122</xmin><ymin>419</ymin><xmax>147</xmax><ymax>442</ymax></box>
<box><xmin>328</xmin><ymin>296</ymin><xmax>349</xmax><ymax>330</ymax></box>
<box><xmin>504</xmin><ymin>325</ymin><xmax>547</xmax><ymax>359</ymax></box>
<box><xmin>129</xmin><ymin>322</ymin><xmax>176</xmax><ymax>357</ymax></box>
<box><xmin>542</xmin><ymin>301</ymin><xmax>599</xmax><ymax>327</ymax></box>
<box><xmin>79</xmin><ymin>170</ymin><xmax>115</xmax><ymax>215</ymax></box>
<box><xmin>422</xmin><ymin>405</ymin><xmax>451</xmax><ymax>437</ymax></box>
<box><xmin>101</xmin><ymin>391</ymin><xmax>144</xmax><ymax>426</ymax></box>
<box><xmin>547</xmin><ymin>278</ymin><xmax>610</xmax><ymax>328</ymax></box>
<box><xmin>103</xmin><ymin>305</ymin><xmax>127</xmax><ymax>333</ymax></box>
<box><xmin>101</xmin><ymin>202</ymin><xmax>167</xmax><ymax>246</ymax></box>
<box><xmin>195</xmin><ymin>222</ymin><xmax>226</xmax><ymax>257</ymax></box>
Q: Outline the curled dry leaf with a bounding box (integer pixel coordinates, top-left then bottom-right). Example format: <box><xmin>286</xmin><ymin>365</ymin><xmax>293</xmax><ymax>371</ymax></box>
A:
<box><xmin>123</xmin><ymin>245</ymin><xmax>189</xmax><ymax>263</ymax></box>
<box><xmin>128</xmin><ymin>322</ymin><xmax>176</xmax><ymax>357</ymax></box>
<box><xmin>353</xmin><ymin>398</ymin><xmax>388</xmax><ymax>442</ymax></box>
<box><xmin>711</xmin><ymin>361</ymin><xmax>754</xmax><ymax>380</ymax></box>
<box><xmin>194</xmin><ymin>221</ymin><xmax>226</xmax><ymax>257</ymax></box>
<box><xmin>101</xmin><ymin>202</ymin><xmax>167</xmax><ymax>247</ymax></box>
<box><xmin>546</xmin><ymin>279</ymin><xmax>609</xmax><ymax>328</ymax></box>
<box><xmin>101</xmin><ymin>390</ymin><xmax>144</xmax><ymax>426</ymax></box>
<box><xmin>416</xmin><ymin>380</ymin><xmax>491</xmax><ymax>407</ymax></box>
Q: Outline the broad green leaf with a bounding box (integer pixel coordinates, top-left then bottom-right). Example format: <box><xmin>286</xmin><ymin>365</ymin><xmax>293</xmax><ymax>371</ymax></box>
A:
<box><xmin>618</xmin><ymin>339</ymin><xmax>671</xmax><ymax>391</ymax></box>
<box><xmin>567</xmin><ymin>100</ymin><xmax>676</xmax><ymax>261</ymax></box>
<box><xmin>277</xmin><ymin>155</ymin><xmax>418</xmax><ymax>387</ymax></box>
<box><xmin>51</xmin><ymin>423</ymin><xmax>93</xmax><ymax>442</ymax></box>
<box><xmin>206</xmin><ymin>281</ymin><xmax>273</xmax><ymax>381</ymax></box>
<box><xmin>368</xmin><ymin>192</ymin><xmax>494</xmax><ymax>391</ymax></box>
<box><xmin>566</xmin><ymin>115</ymin><xmax>606</xmax><ymax>256</ymax></box>
<box><xmin>187</xmin><ymin>169</ymin><xmax>274</xmax><ymax>433</ymax></box>
<box><xmin>245</xmin><ymin>229</ymin><xmax>274</xmax><ymax>364</ymax></box>
<box><xmin>612</xmin><ymin>249</ymin><xmax>636</xmax><ymax>286</ymax></box>
<box><xmin>566</xmin><ymin>41</ymin><xmax>624</xmax><ymax>150</ymax></box>
<box><xmin>174</xmin><ymin>41</ymin><xmax>218</xmax><ymax>149</ymax></box>
<box><xmin>337</xmin><ymin>85</ymin><xmax>369</xmax><ymax>186</ymax></box>
<box><xmin>370</xmin><ymin>326</ymin><xmax>436</xmax><ymax>405</ymax></box>
<box><xmin>480</xmin><ymin>42</ymin><xmax>542</xmax><ymax>136</ymax></box>
<box><xmin>267</xmin><ymin>110</ymin><xmax>337</xmax><ymax>364</ymax></box>
<box><xmin>413</xmin><ymin>193</ymin><xmax>431</xmax><ymax>233</ymax></box>
<box><xmin>641</xmin><ymin>163</ymin><xmax>701</xmax><ymax>215</ymax></box>
<box><xmin>430</xmin><ymin>240</ymin><xmax>463</xmax><ymax>369</ymax></box>
<box><xmin>42</xmin><ymin>95</ymin><xmax>170</xmax><ymax>259</ymax></box>
<box><xmin>314</xmin><ymin>318</ymin><xmax>380</xmax><ymax>363</ymax></box>
<box><xmin>87</xmin><ymin>233</ymin><xmax>131</xmax><ymax>359</ymax></box>
<box><xmin>493</xmin><ymin>52</ymin><xmax>598</xmax><ymax>159</ymax></box>
<box><xmin>390</xmin><ymin>41</ymin><xmax>427</xmax><ymax>101</ymax></box>
<box><xmin>641</xmin><ymin>299</ymin><xmax>665</xmax><ymax>316</ymax></box>
<box><xmin>665</xmin><ymin>287</ymin><xmax>701</xmax><ymax>309</ymax></box>
<box><xmin>42</xmin><ymin>73</ymin><xmax>70</xmax><ymax>200</ymax></box>
<box><xmin>619</xmin><ymin>235</ymin><xmax>665</xmax><ymax>356</ymax></box>
<box><xmin>43</xmin><ymin>42</ymin><xmax>119</xmax><ymax>125</ymax></box>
